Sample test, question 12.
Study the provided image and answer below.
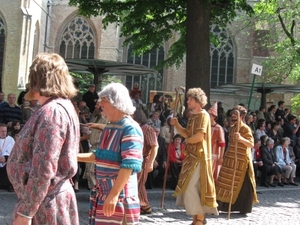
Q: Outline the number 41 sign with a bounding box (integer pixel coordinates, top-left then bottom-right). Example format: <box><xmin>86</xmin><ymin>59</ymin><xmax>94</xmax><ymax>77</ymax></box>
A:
<box><xmin>251</xmin><ymin>63</ymin><xmax>263</xmax><ymax>76</ymax></box>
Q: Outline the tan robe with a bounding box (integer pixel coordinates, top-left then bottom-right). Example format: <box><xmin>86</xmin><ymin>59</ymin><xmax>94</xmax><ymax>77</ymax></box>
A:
<box><xmin>216</xmin><ymin>121</ymin><xmax>259</xmax><ymax>204</ymax></box>
<box><xmin>173</xmin><ymin>110</ymin><xmax>217</xmax><ymax>209</ymax></box>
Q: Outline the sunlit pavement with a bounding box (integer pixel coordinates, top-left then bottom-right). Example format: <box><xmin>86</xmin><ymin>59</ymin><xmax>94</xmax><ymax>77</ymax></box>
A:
<box><xmin>1</xmin><ymin>184</ymin><xmax>300</xmax><ymax>225</ymax></box>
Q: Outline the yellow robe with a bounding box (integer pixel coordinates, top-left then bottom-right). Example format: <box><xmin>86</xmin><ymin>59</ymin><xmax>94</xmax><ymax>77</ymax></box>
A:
<box><xmin>216</xmin><ymin>121</ymin><xmax>259</xmax><ymax>204</ymax></box>
<box><xmin>173</xmin><ymin>110</ymin><xmax>217</xmax><ymax>208</ymax></box>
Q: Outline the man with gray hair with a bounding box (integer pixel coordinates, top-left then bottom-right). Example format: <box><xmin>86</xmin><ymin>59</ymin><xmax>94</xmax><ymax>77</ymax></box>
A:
<box><xmin>259</xmin><ymin>137</ymin><xmax>283</xmax><ymax>187</ymax></box>
<box><xmin>78</xmin><ymin>83</ymin><xmax>144</xmax><ymax>224</ymax></box>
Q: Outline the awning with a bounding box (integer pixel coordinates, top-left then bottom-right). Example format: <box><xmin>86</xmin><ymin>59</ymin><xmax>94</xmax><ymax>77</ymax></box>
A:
<box><xmin>65</xmin><ymin>59</ymin><xmax>158</xmax><ymax>90</ymax></box>
<box><xmin>218</xmin><ymin>83</ymin><xmax>300</xmax><ymax>107</ymax></box>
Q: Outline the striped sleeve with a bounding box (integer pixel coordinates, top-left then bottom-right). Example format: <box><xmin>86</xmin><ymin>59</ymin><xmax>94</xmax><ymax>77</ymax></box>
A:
<box><xmin>120</xmin><ymin>121</ymin><xmax>144</xmax><ymax>172</ymax></box>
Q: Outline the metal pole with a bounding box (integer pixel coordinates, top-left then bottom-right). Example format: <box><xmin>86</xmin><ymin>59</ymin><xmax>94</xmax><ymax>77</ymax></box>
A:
<box><xmin>248</xmin><ymin>74</ymin><xmax>256</xmax><ymax>109</ymax></box>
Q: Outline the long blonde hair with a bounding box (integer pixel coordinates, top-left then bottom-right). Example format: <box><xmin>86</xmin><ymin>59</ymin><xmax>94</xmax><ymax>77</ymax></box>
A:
<box><xmin>28</xmin><ymin>53</ymin><xmax>78</xmax><ymax>99</ymax></box>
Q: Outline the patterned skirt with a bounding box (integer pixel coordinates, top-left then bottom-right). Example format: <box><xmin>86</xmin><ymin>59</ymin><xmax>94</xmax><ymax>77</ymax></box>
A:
<box><xmin>89</xmin><ymin>179</ymin><xmax>140</xmax><ymax>225</ymax></box>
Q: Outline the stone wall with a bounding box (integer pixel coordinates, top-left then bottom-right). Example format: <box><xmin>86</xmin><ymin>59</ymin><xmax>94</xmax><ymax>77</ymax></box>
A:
<box><xmin>0</xmin><ymin>0</ymin><xmax>290</xmax><ymax>112</ymax></box>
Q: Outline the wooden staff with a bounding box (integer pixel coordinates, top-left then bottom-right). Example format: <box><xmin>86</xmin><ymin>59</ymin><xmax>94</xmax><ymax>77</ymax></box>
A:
<box><xmin>228</xmin><ymin>109</ymin><xmax>240</xmax><ymax>219</ymax></box>
<box><xmin>160</xmin><ymin>87</ymin><xmax>182</xmax><ymax>208</ymax></box>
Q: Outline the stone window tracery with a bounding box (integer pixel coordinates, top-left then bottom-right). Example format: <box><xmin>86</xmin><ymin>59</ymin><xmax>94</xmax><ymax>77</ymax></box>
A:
<box><xmin>210</xmin><ymin>25</ymin><xmax>235</xmax><ymax>88</ymax></box>
<box><xmin>59</xmin><ymin>17</ymin><xmax>95</xmax><ymax>59</ymax></box>
<box><xmin>126</xmin><ymin>46</ymin><xmax>164</xmax><ymax>103</ymax></box>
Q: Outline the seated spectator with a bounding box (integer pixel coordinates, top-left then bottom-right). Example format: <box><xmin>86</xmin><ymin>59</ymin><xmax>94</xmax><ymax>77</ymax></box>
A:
<box><xmin>177</xmin><ymin>108</ymin><xmax>192</xmax><ymax>128</ymax></box>
<box><xmin>131</xmin><ymin>92</ymin><xmax>144</xmax><ymax>109</ymax></box>
<box><xmin>78</xmin><ymin>101</ymin><xmax>91</xmax><ymax>122</ymax></box>
<box><xmin>0</xmin><ymin>91</ymin><xmax>8</xmax><ymax>109</ymax></box>
<box><xmin>268</xmin><ymin>122</ymin><xmax>282</xmax><ymax>147</ymax></box>
<box><xmin>0</xmin><ymin>93</ymin><xmax>22</xmax><ymax>128</ymax></box>
<box><xmin>265</xmin><ymin>121</ymin><xmax>272</xmax><ymax>135</ymax></box>
<box><xmin>148</xmin><ymin>111</ymin><xmax>161</xmax><ymax>129</ymax></box>
<box><xmin>17</xmin><ymin>83</ymin><xmax>30</xmax><ymax>107</ymax></box>
<box><xmin>283</xmin><ymin>114</ymin><xmax>300</xmax><ymax>147</ymax></box>
<box><xmin>148</xmin><ymin>127</ymin><xmax>167</xmax><ymax>188</ymax></box>
<box><xmin>259</xmin><ymin>138</ymin><xmax>283</xmax><ymax>187</ymax></box>
<box><xmin>251</xmin><ymin>111</ymin><xmax>258</xmax><ymax>129</ymax></box>
<box><xmin>277</xmin><ymin>118</ymin><xmax>285</xmax><ymax>137</ymax></box>
<box><xmin>293</xmin><ymin>137</ymin><xmax>300</xmax><ymax>168</ymax></box>
<box><xmin>255</xmin><ymin>119</ymin><xmax>266</xmax><ymax>140</ymax></box>
<box><xmin>256</xmin><ymin>106</ymin><xmax>266</xmax><ymax>121</ymax></box>
<box><xmin>275</xmin><ymin>137</ymin><xmax>298</xmax><ymax>186</ymax></box>
<box><xmin>260</xmin><ymin>134</ymin><xmax>268</xmax><ymax>147</ymax></box>
<box><xmin>151</xmin><ymin>94</ymin><xmax>164</xmax><ymax>113</ymax></box>
<box><xmin>10</xmin><ymin>120</ymin><xmax>21</xmax><ymax>141</ymax></box>
<box><xmin>22</xmin><ymin>99</ymin><xmax>39</xmax><ymax>124</ymax></box>
<box><xmin>130</xmin><ymin>83</ymin><xmax>142</xmax><ymax>98</ymax></box>
<box><xmin>168</xmin><ymin>134</ymin><xmax>185</xmax><ymax>189</ymax></box>
<box><xmin>245</xmin><ymin>114</ymin><xmax>255</xmax><ymax>135</ymax></box>
<box><xmin>252</xmin><ymin>138</ymin><xmax>264</xmax><ymax>183</ymax></box>
<box><xmin>160</xmin><ymin>117</ymin><xmax>179</xmax><ymax>146</ymax></box>
<box><xmin>0</xmin><ymin>123</ymin><xmax>15</xmax><ymax>192</ymax></box>
<box><xmin>265</xmin><ymin>105</ymin><xmax>276</xmax><ymax>124</ymax></box>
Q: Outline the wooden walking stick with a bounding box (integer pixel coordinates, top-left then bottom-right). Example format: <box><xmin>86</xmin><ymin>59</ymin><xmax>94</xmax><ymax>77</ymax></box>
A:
<box><xmin>160</xmin><ymin>87</ymin><xmax>182</xmax><ymax>208</ymax></box>
<box><xmin>228</xmin><ymin>109</ymin><xmax>240</xmax><ymax>220</ymax></box>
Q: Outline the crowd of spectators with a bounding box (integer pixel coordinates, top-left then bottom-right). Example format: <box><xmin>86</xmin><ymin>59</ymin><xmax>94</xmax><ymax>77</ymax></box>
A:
<box><xmin>234</xmin><ymin>101</ymin><xmax>299</xmax><ymax>188</ymax></box>
<box><xmin>67</xmin><ymin>86</ymin><xmax>300</xmax><ymax>190</ymax></box>
<box><xmin>2</xmin><ymin>82</ymin><xmax>300</xmax><ymax>195</ymax></box>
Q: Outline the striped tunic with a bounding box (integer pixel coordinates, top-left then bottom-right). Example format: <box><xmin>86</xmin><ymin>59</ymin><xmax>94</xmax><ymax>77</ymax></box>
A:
<box><xmin>89</xmin><ymin>116</ymin><xmax>143</xmax><ymax>225</ymax></box>
<box><xmin>138</xmin><ymin>124</ymin><xmax>158</xmax><ymax>209</ymax></box>
<box><xmin>216</xmin><ymin>122</ymin><xmax>258</xmax><ymax>206</ymax></box>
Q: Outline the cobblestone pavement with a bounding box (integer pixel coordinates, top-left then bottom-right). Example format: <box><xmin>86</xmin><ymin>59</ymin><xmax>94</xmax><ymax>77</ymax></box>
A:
<box><xmin>1</xmin><ymin>185</ymin><xmax>300</xmax><ymax>225</ymax></box>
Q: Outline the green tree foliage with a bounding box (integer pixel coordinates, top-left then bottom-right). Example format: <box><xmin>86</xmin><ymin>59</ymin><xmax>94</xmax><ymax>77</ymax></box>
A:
<box><xmin>253</xmin><ymin>0</ymin><xmax>300</xmax><ymax>82</ymax></box>
<box><xmin>253</xmin><ymin>0</ymin><xmax>300</xmax><ymax>110</ymax></box>
<box><xmin>70</xmin><ymin>72</ymin><xmax>121</xmax><ymax>95</ymax></box>
<box><xmin>69</xmin><ymin>0</ymin><xmax>253</xmax><ymax>103</ymax></box>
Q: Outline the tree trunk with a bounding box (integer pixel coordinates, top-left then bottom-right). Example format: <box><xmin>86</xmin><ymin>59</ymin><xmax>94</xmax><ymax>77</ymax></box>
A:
<box><xmin>186</xmin><ymin>0</ymin><xmax>211</xmax><ymax>106</ymax></box>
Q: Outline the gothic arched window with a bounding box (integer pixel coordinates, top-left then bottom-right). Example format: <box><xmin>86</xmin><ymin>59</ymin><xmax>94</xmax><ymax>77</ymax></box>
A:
<box><xmin>126</xmin><ymin>46</ymin><xmax>164</xmax><ymax>103</ymax></box>
<box><xmin>59</xmin><ymin>17</ymin><xmax>95</xmax><ymax>59</ymax></box>
<box><xmin>210</xmin><ymin>25</ymin><xmax>235</xmax><ymax>88</ymax></box>
<box><xmin>32</xmin><ymin>21</ymin><xmax>40</xmax><ymax>60</ymax></box>
<box><xmin>0</xmin><ymin>16</ymin><xmax>6</xmax><ymax>91</ymax></box>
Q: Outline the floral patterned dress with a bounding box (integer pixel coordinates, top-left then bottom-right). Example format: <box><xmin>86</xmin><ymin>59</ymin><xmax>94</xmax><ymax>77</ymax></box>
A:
<box><xmin>7</xmin><ymin>98</ymin><xmax>80</xmax><ymax>225</ymax></box>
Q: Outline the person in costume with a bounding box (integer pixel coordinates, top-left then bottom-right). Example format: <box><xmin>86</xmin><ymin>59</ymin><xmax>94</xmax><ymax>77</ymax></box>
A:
<box><xmin>216</xmin><ymin>105</ymin><xmax>258</xmax><ymax>214</ymax></box>
<box><xmin>168</xmin><ymin>134</ymin><xmax>185</xmax><ymax>190</ymax></box>
<box><xmin>7</xmin><ymin>53</ymin><xmax>80</xmax><ymax>225</ymax></box>
<box><xmin>170</xmin><ymin>87</ymin><xmax>218</xmax><ymax>225</ymax></box>
<box><xmin>129</xmin><ymin>83</ymin><xmax>142</xmax><ymax>100</ymax></box>
<box><xmin>77</xmin><ymin>83</ymin><xmax>143</xmax><ymax>225</ymax></box>
<box><xmin>133</xmin><ymin>107</ymin><xmax>158</xmax><ymax>214</ymax></box>
<box><xmin>208</xmin><ymin>102</ymin><xmax>226</xmax><ymax>181</ymax></box>
<box><xmin>81</xmin><ymin>102</ymin><xmax>108</xmax><ymax>190</ymax></box>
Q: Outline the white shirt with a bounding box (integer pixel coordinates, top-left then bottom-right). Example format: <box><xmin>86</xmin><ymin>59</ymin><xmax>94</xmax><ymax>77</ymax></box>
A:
<box><xmin>0</xmin><ymin>135</ymin><xmax>15</xmax><ymax>167</ymax></box>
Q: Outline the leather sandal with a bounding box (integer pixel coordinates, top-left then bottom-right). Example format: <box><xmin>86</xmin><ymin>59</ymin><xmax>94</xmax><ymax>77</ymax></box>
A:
<box><xmin>195</xmin><ymin>219</ymin><xmax>205</xmax><ymax>225</ymax></box>
<box><xmin>193</xmin><ymin>217</ymin><xmax>207</xmax><ymax>225</ymax></box>
<box><xmin>140</xmin><ymin>207</ymin><xmax>152</xmax><ymax>215</ymax></box>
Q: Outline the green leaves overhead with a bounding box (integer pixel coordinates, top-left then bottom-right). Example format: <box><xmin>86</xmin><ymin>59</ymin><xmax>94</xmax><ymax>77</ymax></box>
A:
<box><xmin>69</xmin><ymin>0</ymin><xmax>253</xmax><ymax>69</ymax></box>
<box><xmin>253</xmin><ymin>0</ymin><xmax>300</xmax><ymax>110</ymax></box>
